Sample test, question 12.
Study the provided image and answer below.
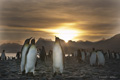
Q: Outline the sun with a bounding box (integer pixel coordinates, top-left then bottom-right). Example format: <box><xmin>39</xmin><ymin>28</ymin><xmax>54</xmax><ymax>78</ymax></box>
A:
<box><xmin>35</xmin><ymin>23</ymin><xmax>83</xmax><ymax>42</ymax></box>
<box><xmin>35</xmin><ymin>27</ymin><xmax>81</xmax><ymax>42</ymax></box>
<box><xmin>52</xmin><ymin>28</ymin><xmax>78</xmax><ymax>42</ymax></box>
<box><xmin>42</xmin><ymin>27</ymin><xmax>80</xmax><ymax>42</ymax></box>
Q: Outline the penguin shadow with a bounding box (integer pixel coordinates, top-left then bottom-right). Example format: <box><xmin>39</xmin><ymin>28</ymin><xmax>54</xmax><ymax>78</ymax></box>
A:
<box><xmin>40</xmin><ymin>73</ymin><xmax>48</xmax><ymax>80</ymax></box>
<box><xmin>90</xmin><ymin>63</ymin><xmax>105</xmax><ymax>69</ymax></box>
<box><xmin>26</xmin><ymin>72</ymin><xmax>34</xmax><ymax>77</ymax></box>
<box><xmin>19</xmin><ymin>71</ymin><xmax>36</xmax><ymax>78</ymax></box>
<box><xmin>21</xmin><ymin>71</ymin><xmax>49</xmax><ymax>80</ymax></box>
<box><xmin>52</xmin><ymin>72</ymin><xmax>63</xmax><ymax>80</ymax></box>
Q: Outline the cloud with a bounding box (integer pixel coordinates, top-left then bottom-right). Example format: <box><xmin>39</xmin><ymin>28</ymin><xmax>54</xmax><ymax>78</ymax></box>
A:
<box><xmin>0</xmin><ymin>0</ymin><xmax>120</xmax><ymax>42</ymax></box>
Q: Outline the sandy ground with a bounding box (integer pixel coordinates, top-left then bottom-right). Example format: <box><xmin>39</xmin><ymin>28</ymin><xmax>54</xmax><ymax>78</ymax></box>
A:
<box><xmin>0</xmin><ymin>56</ymin><xmax>120</xmax><ymax>80</ymax></box>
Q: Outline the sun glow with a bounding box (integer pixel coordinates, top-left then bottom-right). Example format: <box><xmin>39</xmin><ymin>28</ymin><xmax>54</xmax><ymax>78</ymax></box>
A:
<box><xmin>51</xmin><ymin>28</ymin><xmax>79</xmax><ymax>42</ymax></box>
<box><xmin>34</xmin><ymin>22</ymin><xmax>84</xmax><ymax>42</ymax></box>
<box><xmin>39</xmin><ymin>27</ymin><xmax>81</xmax><ymax>43</ymax></box>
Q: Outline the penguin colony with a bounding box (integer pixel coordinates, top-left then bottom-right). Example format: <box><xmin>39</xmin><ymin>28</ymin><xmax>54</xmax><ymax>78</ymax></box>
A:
<box><xmin>73</xmin><ymin>48</ymin><xmax>120</xmax><ymax>66</ymax></box>
<box><xmin>20</xmin><ymin>36</ymin><xmax>64</xmax><ymax>76</ymax></box>
<box><xmin>0</xmin><ymin>36</ymin><xmax>119</xmax><ymax>77</ymax></box>
<box><xmin>19</xmin><ymin>36</ymin><xmax>120</xmax><ymax>76</ymax></box>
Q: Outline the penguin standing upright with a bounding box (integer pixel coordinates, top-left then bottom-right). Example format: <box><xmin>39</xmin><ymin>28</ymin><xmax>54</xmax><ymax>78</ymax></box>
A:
<box><xmin>1</xmin><ymin>50</ymin><xmax>6</xmax><ymax>60</ymax></box>
<box><xmin>25</xmin><ymin>38</ymin><xmax>37</xmax><ymax>75</ymax></box>
<box><xmin>53</xmin><ymin>37</ymin><xmax>64</xmax><ymax>76</ymax></box>
<box><xmin>90</xmin><ymin>48</ymin><xmax>97</xmax><ymax>66</ymax></box>
<box><xmin>116</xmin><ymin>53</ymin><xmax>120</xmax><ymax>59</ymax></box>
<box><xmin>20</xmin><ymin>37</ymin><xmax>32</xmax><ymax>74</ymax></box>
<box><xmin>81</xmin><ymin>49</ymin><xmax>86</xmax><ymax>61</ymax></box>
<box><xmin>40</xmin><ymin>46</ymin><xmax>46</xmax><ymax>62</ymax></box>
<box><xmin>112</xmin><ymin>52</ymin><xmax>115</xmax><ymax>59</ymax></box>
<box><xmin>86</xmin><ymin>50</ymin><xmax>90</xmax><ymax>57</ymax></box>
<box><xmin>106</xmin><ymin>50</ymin><xmax>110</xmax><ymax>59</ymax></box>
<box><xmin>77</xmin><ymin>49</ymin><xmax>82</xmax><ymax>62</ymax></box>
<box><xmin>97</xmin><ymin>50</ymin><xmax>105</xmax><ymax>66</ymax></box>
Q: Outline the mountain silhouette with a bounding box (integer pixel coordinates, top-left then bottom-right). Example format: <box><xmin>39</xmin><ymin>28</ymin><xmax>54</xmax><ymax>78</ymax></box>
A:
<box><xmin>0</xmin><ymin>43</ymin><xmax>22</xmax><ymax>53</ymax></box>
<box><xmin>0</xmin><ymin>34</ymin><xmax>120</xmax><ymax>53</ymax></box>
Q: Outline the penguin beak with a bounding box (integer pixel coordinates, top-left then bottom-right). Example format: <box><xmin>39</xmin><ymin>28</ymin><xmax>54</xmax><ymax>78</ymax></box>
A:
<box><xmin>29</xmin><ymin>37</ymin><xmax>32</xmax><ymax>40</ymax></box>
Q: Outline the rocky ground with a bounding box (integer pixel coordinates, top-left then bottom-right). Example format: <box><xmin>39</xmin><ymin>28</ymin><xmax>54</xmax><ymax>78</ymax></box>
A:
<box><xmin>0</xmin><ymin>57</ymin><xmax>120</xmax><ymax>80</ymax></box>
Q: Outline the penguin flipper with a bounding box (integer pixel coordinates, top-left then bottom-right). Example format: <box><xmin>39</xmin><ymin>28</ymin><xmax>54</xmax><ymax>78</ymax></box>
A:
<box><xmin>25</xmin><ymin>44</ymin><xmax>31</xmax><ymax>65</ymax></box>
<box><xmin>21</xmin><ymin>46</ymin><xmax>24</xmax><ymax>59</ymax></box>
<box><xmin>35</xmin><ymin>59</ymin><xmax>37</xmax><ymax>67</ymax></box>
<box><xmin>26</xmin><ymin>44</ymin><xmax>31</xmax><ymax>56</ymax></box>
<box><xmin>63</xmin><ymin>52</ymin><xmax>65</xmax><ymax>68</ymax></box>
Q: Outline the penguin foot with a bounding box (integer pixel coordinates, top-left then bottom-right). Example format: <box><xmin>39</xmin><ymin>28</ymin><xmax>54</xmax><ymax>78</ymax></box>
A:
<box><xmin>58</xmin><ymin>73</ymin><xmax>62</xmax><ymax>76</ymax></box>
<box><xmin>26</xmin><ymin>72</ymin><xmax>34</xmax><ymax>77</ymax></box>
<box><xmin>22</xmin><ymin>71</ymin><xmax>25</xmax><ymax>75</ymax></box>
<box><xmin>53</xmin><ymin>72</ymin><xmax>57</xmax><ymax>77</ymax></box>
<box><xmin>98</xmin><ymin>65</ymin><xmax>104</xmax><ymax>68</ymax></box>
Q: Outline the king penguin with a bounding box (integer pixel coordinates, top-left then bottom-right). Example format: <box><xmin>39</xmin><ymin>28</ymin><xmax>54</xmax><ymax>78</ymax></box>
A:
<box><xmin>20</xmin><ymin>37</ymin><xmax>32</xmax><ymax>74</ymax></box>
<box><xmin>112</xmin><ymin>52</ymin><xmax>115</xmax><ymax>59</ymax></box>
<box><xmin>97</xmin><ymin>50</ymin><xmax>105</xmax><ymax>66</ymax></box>
<box><xmin>73</xmin><ymin>51</ymin><xmax>78</xmax><ymax>57</ymax></box>
<box><xmin>90</xmin><ymin>48</ymin><xmax>97</xmax><ymax>66</ymax></box>
<box><xmin>116</xmin><ymin>53</ymin><xmax>120</xmax><ymax>59</ymax></box>
<box><xmin>53</xmin><ymin>36</ymin><xmax>64</xmax><ymax>76</ymax></box>
<box><xmin>86</xmin><ymin>50</ymin><xmax>90</xmax><ymax>57</ymax></box>
<box><xmin>106</xmin><ymin>50</ymin><xmax>110</xmax><ymax>59</ymax></box>
<box><xmin>81</xmin><ymin>49</ymin><xmax>86</xmax><ymax>61</ymax></box>
<box><xmin>40</xmin><ymin>46</ymin><xmax>46</xmax><ymax>62</ymax></box>
<box><xmin>25</xmin><ymin>38</ymin><xmax>37</xmax><ymax>75</ymax></box>
<box><xmin>1</xmin><ymin>50</ymin><xmax>6</xmax><ymax>60</ymax></box>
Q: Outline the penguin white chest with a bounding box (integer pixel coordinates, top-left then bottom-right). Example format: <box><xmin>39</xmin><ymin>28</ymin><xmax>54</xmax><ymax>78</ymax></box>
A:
<box><xmin>86</xmin><ymin>52</ymin><xmax>90</xmax><ymax>56</ymax></box>
<box><xmin>90</xmin><ymin>52</ymin><xmax>96</xmax><ymax>65</ymax></box>
<box><xmin>116</xmin><ymin>53</ymin><xmax>119</xmax><ymax>59</ymax></box>
<box><xmin>97</xmin><ymin>51</ymin><xmax>105</xmax><ymax>66</ymax></box>
<box><xmin>53</xmin><ymin>43</ymin><xmax>63</xmax><ymax>73</ymax></box>
<box><xmin>112</xmin><ymin>53</ymin><xmax>115</xmax><ymax>58</ymax></box>
<box><xmin>81</xmin><ymin>51</ymin><xmax>85</xmax><ymax>61</ymax></box>
<box><xmin>25</xmin><ymin>46</ymin><xmax>37</xmax><ymax>74</ymax></box>
<box><xmin>1</xmin><ymin>53</ymin><xmax>6</xmax><ymax>60</ymax></box>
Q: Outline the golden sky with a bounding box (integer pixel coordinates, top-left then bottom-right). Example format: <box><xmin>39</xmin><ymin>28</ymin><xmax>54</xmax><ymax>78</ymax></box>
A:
<box><xmin>0</xmin><ymin>0</ymin><xmax>120</xmax><ymax>44</ymax></box>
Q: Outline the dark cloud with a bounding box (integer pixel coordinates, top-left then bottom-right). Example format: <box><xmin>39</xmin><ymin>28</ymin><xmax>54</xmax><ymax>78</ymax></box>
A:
<box><xmin>79</xmin><ymin>23</ymin><xmax>118</xmax><ymax>30</ymax></box>
<box><xmin>1</xmin><ymin>0</ymin><xmax>120</xmax><ymax>27</ymax></box>
<box><xmin>0</xmin><ymin>0</ymin><xmax>120</xmax><ymax>42</ymax></box>
<box><xmin>0</xmin><ymin>28</ymin><xmax>53</xmax><ymax>42</ymax></box>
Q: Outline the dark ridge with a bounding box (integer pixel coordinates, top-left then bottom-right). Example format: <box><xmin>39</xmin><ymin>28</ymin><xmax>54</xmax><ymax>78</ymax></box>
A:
<box><xmin>0</xmin><ymin>34</ymin><xmax>120</xmax><ymax>53</ymax></box>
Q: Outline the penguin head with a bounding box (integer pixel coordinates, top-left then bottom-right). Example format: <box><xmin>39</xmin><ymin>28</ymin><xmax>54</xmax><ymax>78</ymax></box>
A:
<box><xmin>2</xmin><ymin>50</ymin><xmax>5</xmax><ymax>53</ymax></box>
<box><xmin>31</xmin><ymin>38</ymin><xmax>35</xmax><ymax>45</ymax></box>
<box><xmin>92</xmin><ymin>48</ymin><xmax>95</xmax><ymax>52</ymax></box>
<box><xmin>25</xmin><ymin>37</ymin><xmax>32</xmax><ymax>44</ymax></box>
<box><xmin>81</xmin><ymin>49</ymin><xmax>84</xmax><ymax>51</ymax></box>
<box><xmin>42</xmin><ymin>46</ymin><xmax>44</xmax><ymax>49</ymax></box>
<box><xmin>55</xmin><ymin>36</ymin><xmax>60</xmax><ymax>43</ymax></box>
